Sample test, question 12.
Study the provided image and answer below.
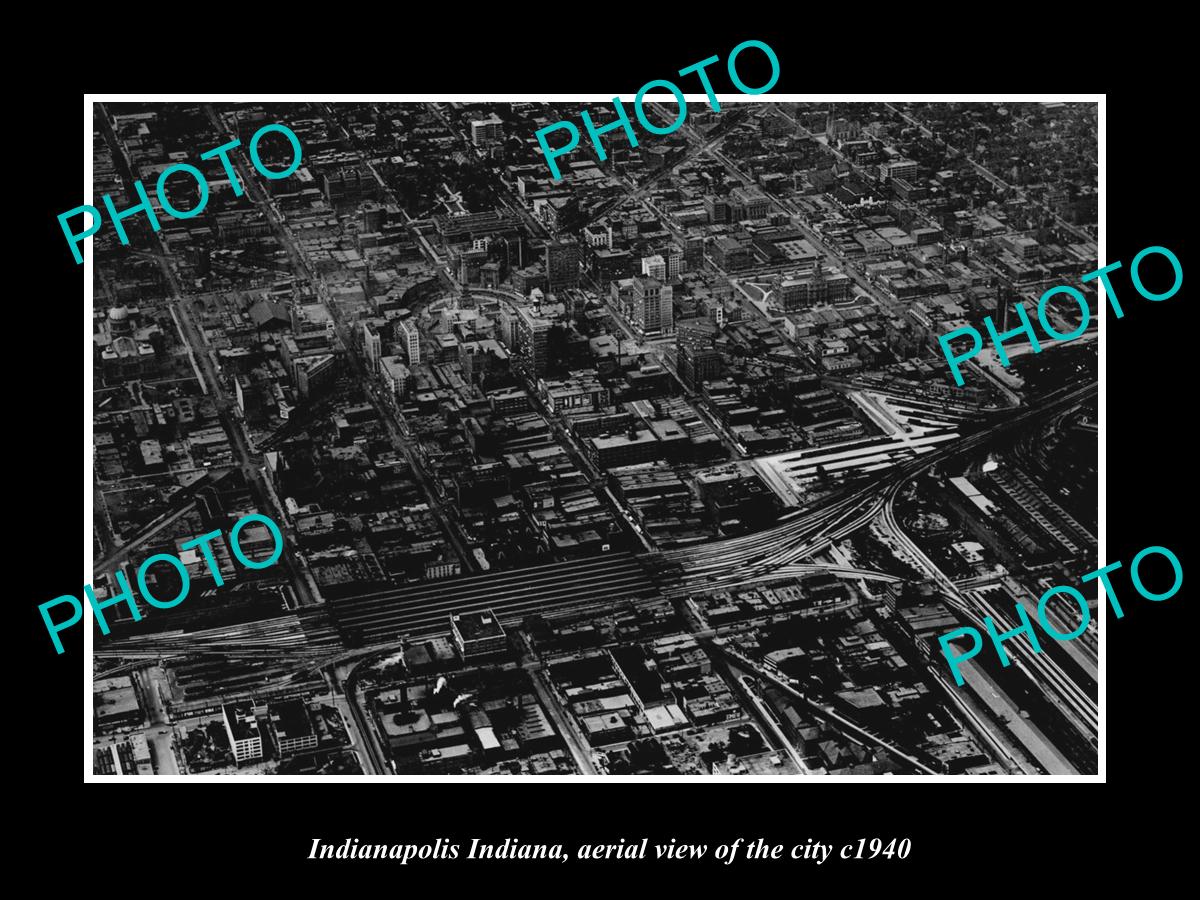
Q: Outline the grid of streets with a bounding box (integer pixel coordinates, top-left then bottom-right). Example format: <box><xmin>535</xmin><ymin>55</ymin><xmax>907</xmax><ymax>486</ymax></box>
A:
<box><xmin>90</xmin><ymin>99</ymin><xmax>1098</xmax><ymax>777</ymax></box>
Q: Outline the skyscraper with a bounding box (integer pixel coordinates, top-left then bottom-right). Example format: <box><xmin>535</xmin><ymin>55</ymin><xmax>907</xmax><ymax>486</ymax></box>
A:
<box><xmin>677</xmin><ymin>319</ymin><xmax>721</xmax><ymax>389</ymax></box>
<box><xmin>470</xmin><ymin>114</ymin><xmax>504</xmax><ymax>145</ymax></box>
<box><xmin>631</xmin><ymin>276</ymin><xmax>674</xmax><ymax>338</ymax></box>
<box><xmin>641</xmin><ymin>254</ymin><xmax>667</xmax><ymax>281</ymax></box>
<box><xmin>544</xmin><ymin>240</ymin><xmax>581</xmax><ymax>292</ymax></box>
<box><xmin>514</xmin><ymin>305</ymin><xmax>551</xmax><ymax>377</ymax></box>
<box><xmin>397</xmin><ymin>319</ymin><xmax>421</xmax><ymax>365</ymax></box>
<box><xmin>610</xmin><ymin>278</ymin><xmax>637</xmax><ymax>323</ymax></box>
<box><xmin>362</xmin><ymin>321</ymin><xmax>382</xmax><ymax>370</ymax></box>
<box><xmin>666</xmin><ymin>249</ymin><xmax>684</xmax><ymax>281</ymax></box>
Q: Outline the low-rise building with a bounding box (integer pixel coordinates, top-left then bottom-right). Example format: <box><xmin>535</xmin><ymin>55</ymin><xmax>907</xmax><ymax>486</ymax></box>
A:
<box><xmin>451</xmin><ymin>610</ymin><xmax>508</xmax><ymax>659</ymax></box>
<box><xmin>269</xmin><ymin>699</ymin><xmax>318</xmax><ymax>758</ymax></box>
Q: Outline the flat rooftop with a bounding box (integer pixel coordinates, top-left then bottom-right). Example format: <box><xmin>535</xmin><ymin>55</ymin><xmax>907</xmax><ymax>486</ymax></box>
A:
<box><xmin>269</xmin><ymin>698</ymin><xmax>314</xmax><ymax>740</ymax></box>
<box><xmin>451</xmin><ymin>610</ymin><xmax>505</xmax><ymax>641</ymax></box>
<box><xmin>223</xmin><ymin>702</ymin><xmax>260</xmax><ymax>742</ymax></box>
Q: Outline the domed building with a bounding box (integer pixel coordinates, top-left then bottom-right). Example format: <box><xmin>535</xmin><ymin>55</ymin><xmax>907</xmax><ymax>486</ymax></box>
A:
<box><xmin>94</xmin><ymin>304</ymin><xmax>165</xmax><ymax>381</ymax></box>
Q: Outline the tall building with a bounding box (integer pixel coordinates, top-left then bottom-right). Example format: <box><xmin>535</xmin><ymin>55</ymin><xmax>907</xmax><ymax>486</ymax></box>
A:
<box><xmin>533</xmin><ymin>197</ymin><xmax>578</xmax><ymax>233</ymax></box>
<box><xmin>666</xmin><ymin>249</ymin><xmax>684</xmax><ymax>281</ymax></box>
<box><xmin>360</xmin><ymin>201</ymin><xmax>389</xmax><ymax>232</ymax></box>
<box><xmin>610</xmin><ymin>278</ymin><xmax>637</xmax><ymax>322</ymax></box>
<box><xmin>683</xmin><ymin>235</ymin><xmax>705</xmax><ymax>272</ymax></box>
<box><xmin>397</xmin><ymin>319</ymin><xmax>421</xmax><ymax>365</ymax></box>
<box><xmin>710</xmin><ymin>235</ymin><xmax>753</xmax><ymax>270</ymax></box>
<box><xmin>380</xmin><ymin>355</ymin><xmax>411</xmax><ymax>401</ymax></box>
<box><xmin>458</xmin><ymin>246</ymin><xmax>488</xmax><ymax>284</ymax></box>
<box><xmin>470</xmin><ymin>114</ymin><xmax>504</xmax><ymax>146</ymax></box>
<box><xmin>592</xmin><ymin>247</ymin><xmax>633</xmax><ymax>288</ymax></box>
<box><xmin>496</xmin><ymin>306</ymin><xmax>520</xmax><ymax>351</ymax></box>
<box><xmin>563</xmin><ymin>288</ymin><xmax>581</xmax><ymax>323</ymax></box>
<box><xmin>222</xmin><ymin>702</ymin><xmax>263</xmax><ymax>765</ymax></box>
<box><xmin>704</xmin><ymin>195</ymin><xmax>731</xmax><ymax>224</ymax></box>
<box><xmin>641</xmin><ymin>253</ymin><xmax>667</xmax><ymax>281</ymax></box>
<box><xmin>631</xmin><ymin>276</ymin><xmax>674</xmax><ymax>338</ymax></box>
<box><xmin>514</xmin><ymin>305</ymin><xmax>551</xmax><ymax>376</ymax></box>
<box><xmin>481</xmin><ymin>261</ymin><xmax>501</xmax><ymax>288</ymax></box>
<box><xmin>677</xmin><ymin>319</ymin><xmax>721</xmax><ymax>389</ymax></box>
<box><xmin>362</xmin><ymin>321</ymin><xmax>382</xmax><ymax>370</ymax></box>
<box><xmin>295</xmin><ymin>354</ymin><xmax>336</xmax><ymax>400</ymax></box>
<box><xmin>544</xmin><ymin>240</ymin><xmax>581</xmax><ymax>291</ymax></box>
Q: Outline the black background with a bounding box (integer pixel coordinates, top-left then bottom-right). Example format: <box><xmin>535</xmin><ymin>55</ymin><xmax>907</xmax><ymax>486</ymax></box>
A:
<box><xmin>21</xmin><ymin>19</ymin><xmax>1190</xmax><ymax>885</ymax></box>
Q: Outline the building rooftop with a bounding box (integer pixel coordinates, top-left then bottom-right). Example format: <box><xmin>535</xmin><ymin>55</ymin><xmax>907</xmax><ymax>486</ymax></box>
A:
<box><xmin>451</xmin><ymin>610</ymin><xmax>506</xmax><ymax>642</ymax></box>
<box><xmin>222</xmin><ymin>702</ymin><xmax>260</xmax><ymax>742</ymax></box>
<box><xmin>94</xmin><ymin>676</ymin><xmax>140</xmax><ymax>724</ymax></box>
<box><xmin>269</xmin><ymin>698</ymin><xmax>315</xmax><ymax>741</ymax></box>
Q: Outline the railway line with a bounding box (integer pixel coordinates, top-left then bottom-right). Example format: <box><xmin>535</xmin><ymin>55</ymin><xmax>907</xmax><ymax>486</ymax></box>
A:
<box><xmin>328</xmin><ymin>552</ymin><xmax>660</xmax><ymax>644</ymax></box>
